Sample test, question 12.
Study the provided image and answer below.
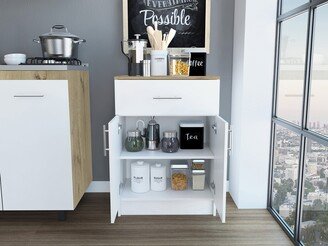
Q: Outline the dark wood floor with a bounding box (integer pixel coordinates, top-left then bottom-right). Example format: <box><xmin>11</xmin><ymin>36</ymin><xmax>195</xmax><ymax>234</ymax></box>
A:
<box><xmin>0</xmin><ymin>193</ymin><xmax>292</xmax><ymax>246</ymax></box>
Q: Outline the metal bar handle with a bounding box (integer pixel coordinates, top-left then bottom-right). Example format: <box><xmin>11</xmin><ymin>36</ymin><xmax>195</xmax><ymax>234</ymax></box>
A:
<box><xmin>14</xmin><ymin>95</ymin><xmax>44</xmax><ymax>98</ymax></box>
<box><xmin>228</xmin><ymin>126</ymin><xmax>233</xmax><ymax>154</ymax></box>
<box><xmin>103</xmin><ymin>125</ymin><xmax>110</xmax><ymax>157</ymax></box>
<box><xmin>153</xmin><ymin>97</ymin><xmax>182</xmax><ymax>100</ymax></box>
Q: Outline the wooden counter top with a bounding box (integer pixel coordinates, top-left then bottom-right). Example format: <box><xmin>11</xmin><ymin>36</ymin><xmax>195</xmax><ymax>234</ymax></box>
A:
<box><xmin>115</xmin><ymin>75</ymin><xmax>220</xmax><ymax>80</ymax></box>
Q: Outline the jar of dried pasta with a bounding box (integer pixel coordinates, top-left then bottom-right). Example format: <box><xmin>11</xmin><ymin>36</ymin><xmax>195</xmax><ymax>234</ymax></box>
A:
<box><xmin>170</xmin><ymin>160</ymin><xmax>189</xmax><ymax>190</ymax></box>
<box><xmin>169</xmin><ymin>53</ymin><xmax>191</xmax><ymax>76</ymax></box>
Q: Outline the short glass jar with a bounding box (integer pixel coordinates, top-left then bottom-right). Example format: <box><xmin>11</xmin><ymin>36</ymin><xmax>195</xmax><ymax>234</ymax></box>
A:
<box><xmin>161</xmin><ymin>131</ymin><xmax>179</xmax><ymax>153</ymax></box>
<box><xmin>125</xmin><ymin>130</ymin><xmax>144</xmax><ymax>152</ymax></box>
<box><xmin>169</xmin><ymin>53</ymin><xmax>191</xmax><ymax>76</ymax></box>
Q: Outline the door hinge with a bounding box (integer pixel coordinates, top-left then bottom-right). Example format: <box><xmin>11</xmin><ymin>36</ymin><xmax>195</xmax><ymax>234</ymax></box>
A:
<box><xmin>211</xmin><ymin>123</ymin><xmax>218</xmax><ymax>134</ymax></box>
<box><xmin>210</xmin><ymin>181</ymin><xmax>216</xmax><ymax>195</ymax></box>
<box><xmin>118</xmin><ymin>124</ymin><xmax>122</xmax><ymax>134</ymax></box>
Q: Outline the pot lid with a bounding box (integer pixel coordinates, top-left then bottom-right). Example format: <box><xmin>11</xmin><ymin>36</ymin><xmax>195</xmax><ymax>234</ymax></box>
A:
<box><xmin>40</xmin><ymin>25</ymin><xmax>80</xmax><ymax>39</ymax></box>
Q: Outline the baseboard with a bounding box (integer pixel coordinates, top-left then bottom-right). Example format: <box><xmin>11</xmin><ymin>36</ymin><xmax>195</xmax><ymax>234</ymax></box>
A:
<box><xmin>86</xmin><ymin>181</ymin><xmax>110</xmax><ymax>193</ymax></box>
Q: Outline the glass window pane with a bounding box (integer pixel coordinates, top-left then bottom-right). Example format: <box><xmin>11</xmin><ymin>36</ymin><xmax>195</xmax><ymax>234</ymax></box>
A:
<box><xmin>300</xmin><ymin>139</ymin><xmax>328</xmax><ymax>245</ymax></box>
<box><xmin>307</xmin><ymin>4</ymin><xmax>328</xmax><ymax>137</ymax></box>
<box><xmin>272</xmin><ymin>124</ymin><xmax>301</xmax><ymax>231</ymax></box>
<box><xmin>276</xmin><ymin>13</ymin><xmax>308</xmax><ymax>125</ymax></box>
<box><xmin>282</xmin><ymin>0</ymin><xmax>308</xmax><ymax>14</ymax></box>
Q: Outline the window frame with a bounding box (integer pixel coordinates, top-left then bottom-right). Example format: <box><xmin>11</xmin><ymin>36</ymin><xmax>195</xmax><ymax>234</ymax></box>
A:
<box><xmin>267</xmin><ymin>0</ymin><xmax>328</xmax><ymax>245</ymax></box>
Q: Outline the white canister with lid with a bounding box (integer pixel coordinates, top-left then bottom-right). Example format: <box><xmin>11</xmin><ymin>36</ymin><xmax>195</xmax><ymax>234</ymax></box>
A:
<box><xmin>151</xmin><ymin>163</ymin><xmax>166</xmax><ymax>191</ymax></box>
<box><xmin>131</xmin><ymin>161</ymin><xmax>150</xmax><ymax>193</ymax></box>
<box><xmin>151</xmin><ymin>50</ymin><xmax>168</xmax><ymax>76</ymax></box>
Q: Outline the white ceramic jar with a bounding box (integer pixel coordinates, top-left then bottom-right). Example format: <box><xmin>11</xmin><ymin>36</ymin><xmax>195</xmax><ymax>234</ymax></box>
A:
<box><xmin>151</xmin><ymin>50</ymin><xmax>168</xmax><ymax>76</ymax></box>
<box><xmin>131</xmin><ymin>161</ymin><xmax>150</xmax><ymax>193</ymax></box>
<box><xmin>150</xmin><ymin>163</ymin><xmax>166</xmax><ymax>191</ymax></box>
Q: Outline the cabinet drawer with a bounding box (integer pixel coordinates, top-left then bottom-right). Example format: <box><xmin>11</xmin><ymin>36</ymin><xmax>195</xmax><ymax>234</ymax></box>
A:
<box><xmin>115</xmin><ymin>79</ymin><xmax>220</xmax><ymax>116</ymax></box>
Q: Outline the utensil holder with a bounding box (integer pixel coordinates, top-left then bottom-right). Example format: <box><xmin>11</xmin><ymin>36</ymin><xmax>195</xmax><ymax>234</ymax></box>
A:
<box><xmin>151</xmin><ymin>50</ymin><xmax>168</xmax><ymax>76</ymax></box>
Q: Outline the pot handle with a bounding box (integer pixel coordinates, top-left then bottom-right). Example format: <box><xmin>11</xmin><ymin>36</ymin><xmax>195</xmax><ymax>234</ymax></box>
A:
<box><xmin>73</xmin><ymin>39</ymin><xmax>86</xmax><ymax>44</ymax></box>
<box><xmin>33</xmin><ymin>39</ymin><xmax>40</xmax><ymax>44</ymax></box>
<box><xmin>52</xmin><ymin>25</ymin><xmax>68</xmax><ymax>32</ymax></box>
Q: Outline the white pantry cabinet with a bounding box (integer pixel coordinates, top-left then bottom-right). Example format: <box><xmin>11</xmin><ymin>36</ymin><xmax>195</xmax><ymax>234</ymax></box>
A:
<box><xmin>0</xmin><ymin>71</ymin><xmax>92</xmax><ymax>211</ymax></box>
<box><xmin>105</xmin><ymin>76</ymin><xmax>230</xmax><ymax>223</ymax></box>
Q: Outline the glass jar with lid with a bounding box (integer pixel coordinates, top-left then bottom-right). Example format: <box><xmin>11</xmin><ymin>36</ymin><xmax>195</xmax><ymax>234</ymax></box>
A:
<box><xmin>161</xmin><ymin>131</ymin><xmax>179</xmax><ymax>153</ymax></box>
<box><xmin>170</xmin><ymin>160</ymin><xmax>189</xmax><ymax>191</ymax></box>
<box><xmin>125</xmin><ymin>129</ymin><xmax>144</xmax><ymax>152</ymax></box>
<box><xmin>169</xmin><ymin>52</ymin><xmax>191</xmax><ymax>76</ymax></box>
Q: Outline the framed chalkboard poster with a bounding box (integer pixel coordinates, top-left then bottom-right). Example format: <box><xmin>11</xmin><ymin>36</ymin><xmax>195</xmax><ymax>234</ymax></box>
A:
<box><xmin>123</xmin><ymin>0</ymin><xmax>211</xmax><ymax>53</ymax></box>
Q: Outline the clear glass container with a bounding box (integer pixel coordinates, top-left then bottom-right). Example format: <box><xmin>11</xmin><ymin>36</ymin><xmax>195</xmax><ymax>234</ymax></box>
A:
<box><xmin>161</xmin><ymin>131</ymin><xmax>179</xmax><ymax>153</ymax></box>
<box><xmin>169</xmin><ymin>53</ymin><xmax>191</xmax><ymax>76</ymax></box>
<box><xmin>125</xmin><ymin>130</ymin><xmax>144</xmax><ymax>152</ymax></box>
<box><xmin>170</xmin><ymin>160</ymin><xmax>189</xmax><ymax>191</ymax></box>
<box><xmin>192</xmin><ymin>170</ymin><xmax>206</xmax><ymax>191</ymax></box>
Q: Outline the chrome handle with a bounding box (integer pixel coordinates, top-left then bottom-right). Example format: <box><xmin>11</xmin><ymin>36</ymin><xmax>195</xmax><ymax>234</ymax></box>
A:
<box><xmin>103</xmin><ymin>125</ymin><xmax>110</xmax><ymax>157</ymax></box>
<box><xmin>33</xmin><ymin>39</ymin><xmax>40</xmax><ymax>44</ymax></box>
<box><xmin>14</xmin><ymin>95</ymin><xmax>44</xmax><ymax>98</ymax></box>
<box><xmin>153</xmin><ymin>97</ymin><xmax>182</xmax><ymax>100</ymax></box>
<box><xmin>73</xmin><ymin>39</ymin><xmax>86</xmax><ymax>44</ymax></box>
<box><xmin>228</xmin><ymin>126</ymin><xmax>233</xmax><ymax>154</ymax></box>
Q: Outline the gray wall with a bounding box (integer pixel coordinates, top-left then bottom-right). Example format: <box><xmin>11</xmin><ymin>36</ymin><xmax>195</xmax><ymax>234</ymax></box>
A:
<box><xmin>0</xmin><ymin>0</ymin><xmax>234</xmax><ymax>181</ymax></box>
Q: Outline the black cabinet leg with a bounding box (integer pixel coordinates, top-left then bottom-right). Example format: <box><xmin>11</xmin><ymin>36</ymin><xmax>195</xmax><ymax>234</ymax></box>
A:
<box><xmin>57</xmin><ymin>211</ymin><xmax>67</xmax><ymax>221</ymax></box>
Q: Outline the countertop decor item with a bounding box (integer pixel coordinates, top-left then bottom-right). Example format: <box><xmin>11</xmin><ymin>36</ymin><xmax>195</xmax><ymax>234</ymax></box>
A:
<box><xmin>169</xmin><ymin>52</ymin><xmax>191</xmax><ymax>76</ymax></box>
<box><xmin>33</xmin><ymin>25</ymin><xmax>86</xmax><ymax>59</ymax></box>
<box><xmin>131</xmin><ymin>161</ymin><xmax>150</xmax><ymax>193</ymax></box>
<box><xmin>150</xmin><ymin>163</ymin><xmax>166</xmax><ymax>191</ymax></box>
<box><xmin>4</xmin><ymin>53</ymin><xmax>26</xmax><ymax>65</ymax></box>
<box><xmin>161</xmin><ymin>131</ymin><xmax>179</xmax><ymax>153</ymax></box>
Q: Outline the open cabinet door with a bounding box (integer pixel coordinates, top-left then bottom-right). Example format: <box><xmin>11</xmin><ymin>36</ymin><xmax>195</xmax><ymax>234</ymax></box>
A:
<box><xmin>108</xmin><ymin>116</ymin><xmax>123</xmax><ymax>223</ymax></box>
<box><xmin>209</xmin><ymin>116</ymin><xmax>229</xmax><ymax>223</ymax></box>
<box><xmin>0</xmin><ymin>174</ymin><xmax>3</xmax><ymax>210</ymax></box>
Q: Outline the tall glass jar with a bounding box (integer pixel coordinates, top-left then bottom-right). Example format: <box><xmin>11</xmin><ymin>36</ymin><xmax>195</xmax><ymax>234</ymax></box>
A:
<box><xmin>161</xmin><ymin>131</ymin><xmax>179</xmax><ymax>153</ymax></box>
<box><xmin>125</xmin><ymin>130</ymin><xmax>144</xmax><ymax>152</ymax></box>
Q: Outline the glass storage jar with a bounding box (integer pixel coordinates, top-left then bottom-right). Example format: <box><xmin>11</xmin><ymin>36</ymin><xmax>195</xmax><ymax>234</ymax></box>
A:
<box><xmin>170</xmin><ymin>160</ymin><xmax>189</xmax><ymax>190</ymax></box>
<box><xmin>161</xmin><ymin>131</ymin><xmax>179</xmax><ymax>153</ymax></box>
<box><xmin>192</xmin><ymin>169</ymin><xmax>206</xmax><ymax>190</ymax></box>
<box><xmin>169</xmin><ymin>53</ymin><xmax>191</xmax><ymax>76</ymax></box>
<box><xmin>125</xmin><ymin>130</ymin><xmax>144</xmax><ymax>152</ymax></box>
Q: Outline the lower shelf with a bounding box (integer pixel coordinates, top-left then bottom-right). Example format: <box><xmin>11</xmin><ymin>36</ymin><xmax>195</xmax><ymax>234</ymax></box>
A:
<box><xmin>120</xmin><ymin>181</ymin><xmax>215</xmax><ymax>216</ymax></box>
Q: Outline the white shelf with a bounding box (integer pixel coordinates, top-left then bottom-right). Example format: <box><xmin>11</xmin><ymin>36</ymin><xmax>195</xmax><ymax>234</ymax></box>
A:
<box><xmin>120</xmin><ymin>146</ymin><xmax>214</xmax><ymax>160</ymax></box>
<box><xmin>121</xmin><ymin>180</ymin><xmax>213</xmax><ymax>202</ymax></box>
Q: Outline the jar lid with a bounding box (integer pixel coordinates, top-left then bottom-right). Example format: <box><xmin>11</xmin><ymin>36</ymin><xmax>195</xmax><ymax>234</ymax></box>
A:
<box><xmin>171</xmin><ymin>164</ymin><xmax>188</xmax><ymax>169</ymax></box>
<box><xmin>180</xmin><ymin>121</ymin><xmax>204</xmax><ymax>128</ymax></box>
<box><xmin>163</xmin><ymin>131</ymin><xmax>177</xmax><ymax>138</ymax></box>
<box><xmin>192</xmin><ymin>169</ymin><xmax>205</xmax><ymax>174</ymax></box>
<box><xmin>127</xmin><ymin>129</ymin><xmax>141</xmax><ymax>137</ymax></box>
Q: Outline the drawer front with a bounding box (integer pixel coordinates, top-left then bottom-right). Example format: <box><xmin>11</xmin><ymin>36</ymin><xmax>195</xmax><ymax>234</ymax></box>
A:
<box><xmin>115</xmin><ymin>80</ymin><xmax>220</xmax><ymax>116</ymax></box>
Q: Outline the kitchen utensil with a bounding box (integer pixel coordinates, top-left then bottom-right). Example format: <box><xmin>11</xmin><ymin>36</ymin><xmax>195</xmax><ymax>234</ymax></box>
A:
<box><xmin>153</xmin><ymin>22</ymin><xmax>163</xmax><ymax>50</ymax></box>
<box><xmin>169</xmin><ymin>53</ymin><xmax>191</xmax><ymax>76</ymax></box>
<box><xmin>170</xmin><ymin>160</ymin><xmax>189</xmax><ymax>191</ymax></box>
<box><xmin>166</xmin><ymin>28</ymin><xmax>176</xmax><ymax>47</ymax></box>
<box><xmin>146</xmin><ymin>116</ymin><xmax>160</xmax><ymax>150</ymax></box>
<box><xmin>33</xmin><ymin>25</ymin><xmax>86</xmax><ymax>59</ymax></box>
<box><xmin>161</xmin><ymin>131</ymin><xmax>179</xmax><ymax>153</ymax></box>
<box><xmin>150</xmin><ymin>50</ymin><xmax>168</xmax><ymax>76</ymax></box>
<box><xmin>151</xmin><ymin>163</ymin><xmax>166</xmax><ymax>191</ymax></box>
<box><xmin>4</xmin><ymin>53</ymin><xmax>26</xmax><ymax>65</ymax></box>
<box><xmin>131</xmin><ymin>161</ymin><xmax>150</xmax><ymax>193</ymax></box>
<box><xmin>125</xmin><ymin>129</ymin><xmax>144</xmax><ymax>152</ymax></box>
<box><xmin>121</xmin><ymin>34</ymin><xmax>148</xmax><ymax>76</ymax></box>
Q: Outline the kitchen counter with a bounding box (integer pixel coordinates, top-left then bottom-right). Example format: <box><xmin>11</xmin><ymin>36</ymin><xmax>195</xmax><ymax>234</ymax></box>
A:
<box><xmin>0</xmin><ymin>64</ymin><xmax>89</xmax><ymax>71</ymax></box>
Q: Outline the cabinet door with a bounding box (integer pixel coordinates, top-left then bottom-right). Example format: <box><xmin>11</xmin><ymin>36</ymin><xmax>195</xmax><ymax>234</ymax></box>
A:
<box><xmin>209</xmin><ymin>116</ymin><xmax>229</xmax><ymax>223</ymax></box>
<box><xmin>108</xmin><ymin>116</ymin><xmax>123</xmax><ymax>223</ymax></box>
<box><xmin>0</xmin><ymin>80</ymin><xmax>73</xmax><ymax>210</ymax></box>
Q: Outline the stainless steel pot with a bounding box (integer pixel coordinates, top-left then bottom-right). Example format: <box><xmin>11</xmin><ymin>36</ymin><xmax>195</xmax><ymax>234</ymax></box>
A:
<box><xmin>33</xmin><ymin>25</ymin><xmax>86</xmax><ymax>59</ymax></box>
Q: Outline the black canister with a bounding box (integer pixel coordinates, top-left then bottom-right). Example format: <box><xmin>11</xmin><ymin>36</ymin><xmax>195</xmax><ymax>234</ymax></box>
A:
<box><xmin>179</xmin><ymin>122</ymin><xmax>204</xmax><ymax>149</ymax></box>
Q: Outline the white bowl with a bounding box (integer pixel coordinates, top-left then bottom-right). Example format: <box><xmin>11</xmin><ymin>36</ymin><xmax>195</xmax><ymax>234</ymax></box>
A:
<box><xmin>4</xmin><ymin>54</ymin><xmax>26</xmax><ymax>65</ymax></box>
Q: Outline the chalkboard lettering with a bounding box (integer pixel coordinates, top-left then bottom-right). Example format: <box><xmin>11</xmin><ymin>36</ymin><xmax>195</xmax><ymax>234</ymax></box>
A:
<box><xmin>126</xmin><ymin>0</ymin><xmax>208</xmax><ymax>49</ymax></box>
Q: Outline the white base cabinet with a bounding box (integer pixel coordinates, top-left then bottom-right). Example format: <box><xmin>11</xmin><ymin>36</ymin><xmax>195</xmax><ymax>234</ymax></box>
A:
<box><xmin>106</xmin><ymin>77</ymin><xmax>229</xmax><ymax>223</ymax></box>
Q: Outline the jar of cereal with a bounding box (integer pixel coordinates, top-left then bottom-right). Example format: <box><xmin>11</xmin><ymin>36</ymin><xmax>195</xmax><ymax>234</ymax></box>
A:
<box><xmin>170</xmin><ymin>160</ymin><xmax>189</xmax><ymax>191</ymax></box>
